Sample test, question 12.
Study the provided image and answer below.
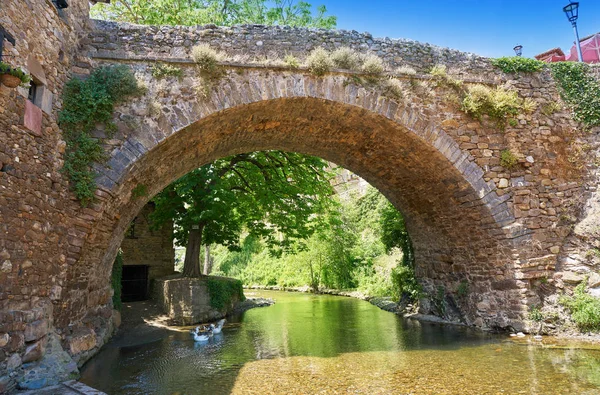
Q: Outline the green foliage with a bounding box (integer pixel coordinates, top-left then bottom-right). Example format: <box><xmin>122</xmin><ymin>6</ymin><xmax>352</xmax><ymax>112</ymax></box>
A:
<box><xmin>461</xmin><ymin>84</ymin><xmax>526</xmax><ymax>123</ymax></box>
<box><xmin>206</xmin><ymin>277</ymin><xmax>245</xmax><ymax>310</ymax></box>
<box><xmin>508</xmin><ymin>118</ymin><xmax>518</xmax><ymax>127</ymax></box>
<box><xmin>559</xmin><ymin>280</ymin><xmax>600</xmax><ymax>332</ymax></box>
<box><xmin>500</xmin><ymin>149</ymin><xmax>518</xmax><ymax>169</ymax></box>
<box><xmin>330</xmin><ymin>47</ymin><xmax>361</xmax><ymax>70</ymax></box>
<box><xmin>91</xmin><ymin>0</ymin><xmax>336</xmax><ymax>28</ymax></box>
<box><xmin>391</xmin><ymin>264</ymin><xmax>422</xmax><ymax>302</ymax></box>
<box><xmin>491</xmin><ymin>57</ymin><xmax>545</xmax><ymax>74</ymax></box>
<box><xmin>429</xmin><ymin>64</ymin><xmax>463</xmax><ymax>90</ymax></box>
<box><xmin>457</xmin><ymin>280</ymin><xmax>469</xmax><ymax>298</ymax></box>
<box><xmin>151</xmin><ymin>151</ymin><xmax>334</xmax><ymax>276</ymax></box>
<box><xmin>541</xmin><ymin>101</ymin><xmax>562</xmax><ymax>116</ymax></box>
<box><xmin>212</xmin><ymin>185</ymin><xmax>417</xmax><ymax>301</ymax></box>
<box><xmin>192</xmin><ymin>44</ymin><xmax>223</xmax><ymax>74</ymax></box>
<box><xmin>59</xmin><ymin>65</ymin><xmax>141</xmax><ymax>206</ymax></box>
<box><xmin>550</xmin><ymin>62</ymin><xmax>600</xmax><ymax>127</ymax></box>
<box><xmin>528</xmin><ymin>305</ymin><xmax>543</xmax><ymax>322</ymax></box>
<box><xmin>0</xmin><ymin>61</ymin><xmax>31</xmax><ymax>84</ymax></box>
<box><xmin>433</xmin><ymin>286</ymin><xmax>446</xmax><ymax>316</ymax></box>
<box><xmin>307</xmin><ymin>47</ymin><xmax>333</xmax><ymax>76</ymax></box>
<box><xmin>131</xmin><ymin>184</ymin><xmax>149</xmax><ymax>199</ymax></box>
<box><xmin>151</xmin><ymin>63</ymin><xmax>183</xmax><ymax>79</ymax></box>
<box><xmin>111</xmin><ymin>251</ymin><xmax>123</xmax><ymax>311</ymax></box>
<box><xmin>283</xmin><ymin>54</ymin><xmax>300</xmax><ymax>69</ymax></box>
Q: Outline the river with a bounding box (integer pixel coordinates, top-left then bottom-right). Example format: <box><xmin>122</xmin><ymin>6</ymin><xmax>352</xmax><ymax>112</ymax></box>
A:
<box><xmin>80</xmin><ymin>290</ymin><xmax>600</xmax><ymax>394</ymax></box>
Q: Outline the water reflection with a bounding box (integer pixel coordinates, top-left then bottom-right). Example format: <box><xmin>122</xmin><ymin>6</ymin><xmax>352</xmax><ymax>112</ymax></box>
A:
<box><xmin>80</xmin><ymin>291</ymin><xmax>600</xmax><ymax>394</ymax></box>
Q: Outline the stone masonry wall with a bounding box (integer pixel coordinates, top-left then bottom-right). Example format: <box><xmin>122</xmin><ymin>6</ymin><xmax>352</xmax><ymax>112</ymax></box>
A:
<box><xmin>120</xmin><ymin>203</ymin><xmax>175</xmax><ymax>282</ymax></box>
<box><xmin>0</xmin><ymin>0</ymin><xmax>109</xmax><ymax>392</ymax></box>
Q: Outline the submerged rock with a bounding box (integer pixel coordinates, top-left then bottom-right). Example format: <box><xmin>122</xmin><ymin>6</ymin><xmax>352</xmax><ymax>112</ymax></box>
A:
<box><xmin>232</xmin><ymin>297</ymin><xmax>275</xmax><ymax>314</ymax></box>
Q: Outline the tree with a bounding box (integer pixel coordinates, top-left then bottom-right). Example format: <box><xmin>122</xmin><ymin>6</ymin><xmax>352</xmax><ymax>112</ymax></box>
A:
<box><xmin>150</xmin><ymin>151</ymin><xmax>334</xmax><ymax>277</ymax></box>
<box><xmin>90</xmin><ymin>0</ymin><xmax>337</xmax><ymax>29</ymax></box>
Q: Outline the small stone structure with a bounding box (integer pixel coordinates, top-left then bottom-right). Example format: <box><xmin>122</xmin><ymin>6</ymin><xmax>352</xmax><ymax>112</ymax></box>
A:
<box><xmin>120</xmin><ymin>203</ymin><xmax>175</xmax><ymax>291</ymax></box>
<box><xmin>153</xmin><ymin>276</ymin><xmax>243</xmax><ymax>325</ymax></box>
<box><xmin>1</xmin><ymin>0</ymin><xmax>600</xmax><ymax>391</ymax></box>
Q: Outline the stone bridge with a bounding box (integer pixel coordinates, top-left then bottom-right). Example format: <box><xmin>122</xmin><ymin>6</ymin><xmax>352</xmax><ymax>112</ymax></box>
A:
<box><xmin>1</xmin><ymin>2</ymin><xmax>598</xmax><ymax>390</ymax></box>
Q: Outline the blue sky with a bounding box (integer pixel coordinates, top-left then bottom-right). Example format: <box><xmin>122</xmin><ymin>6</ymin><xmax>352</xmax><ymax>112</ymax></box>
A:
<box><xmin>318</xmin><ymin>0</ymin><xmax>599</xmax><ymax>58</ymax></box>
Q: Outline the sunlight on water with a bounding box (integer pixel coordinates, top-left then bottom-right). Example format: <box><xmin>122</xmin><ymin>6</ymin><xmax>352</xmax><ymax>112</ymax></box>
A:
<box><xmin>80</xmin><ymin>291</ymin><xmax>600</xmax><ymax>394</ymax></box>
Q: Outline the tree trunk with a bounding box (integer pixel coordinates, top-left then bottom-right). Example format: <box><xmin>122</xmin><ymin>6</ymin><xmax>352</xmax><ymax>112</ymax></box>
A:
<box><xmin>182</xmin><ymin>224</ymin><xmax>204</xmax><ymax>277</ymax></box>
<box><xmin>203</xmin><ymin>244</ymin><xmax>212</xmax><ymax>275</ymax></box>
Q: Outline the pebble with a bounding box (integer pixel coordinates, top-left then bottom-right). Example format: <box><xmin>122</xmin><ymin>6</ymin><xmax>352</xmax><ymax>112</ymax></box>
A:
<box><xmin>533</xmin><ymin>335</ymin><xmax>543</xmax><ymax>341</ymax></box>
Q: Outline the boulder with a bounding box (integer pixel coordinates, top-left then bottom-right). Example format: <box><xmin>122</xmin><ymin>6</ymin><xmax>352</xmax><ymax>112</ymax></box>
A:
<box><xmin>6</xmin><ymin>353</ymin><xmax>22</xmax><ymax>370</ymax></box>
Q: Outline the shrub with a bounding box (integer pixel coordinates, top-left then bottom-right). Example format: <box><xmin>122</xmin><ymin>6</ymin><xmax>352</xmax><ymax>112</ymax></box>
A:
<box><xmin>361</xmin><ymin>54</ymin><xmax>385</xmax><ymax>75</ymax></box>
<box><xmin>284</xmin><ymin>54</ymin><xmax>300</xmax><ymax>69</ymax></box>
<box><xmin>508</xmin><ymin>118</ymin><xmax>519</xmax><ymax>127</ymax></box>
<box><xmin>541</xmin><ymin>101</ymin><xmax>562</xmax><ymax>116</ymax></box>
<box><xmin>381</xmin><ymin>78</ymin><xmax>404</xmax><ymax>101</ymax></box>
<box><xmin>429</xmin><ymin>64</ymin><xmax>463</xmax><ymax>90</ymax></box>
<box><xmin>307</xmin><ymin>47</ymin><xmax>333</xmax><ymax>76</ymax></box>
<box><xmin>528</xmin><ymin>306</ymin><xmax>543</xmax><ymax>322</ymax></box>
<box><xmin>331</xmin><ymin>47</ymin><xmax>361</xmax><ymax>70</ymax></box>
<box><xmin>559</xmin><ymin>280</ymin><xmax>600</xmax><ymax>332</ymax></box>
<box><xmin>462</xmin><ymin>84</ymin><xmax>523</xmax><ymax>122</ymax></box>
<box><xmin>500</xmin><ymin>149</ymin><xmax>518</xmax><ymax>169</ymax></box>
<box><xmin>491</xmin><ymin>57</ymin><xmax>545</xmax><ymax>74</ymax></box>
<box><xmin>191</xmin><ymin>44</ymin><xmax>223</xmax><ymax>73</ymax></box>
<box><xmin>151</xmin><ymin>63</ymin><xmax>183</xmax><ymax>79</ymax></box>
<box><xmin>391</xmin><ymin>263</ymin><xmax>422</xmax><ymax>302</ymax></box>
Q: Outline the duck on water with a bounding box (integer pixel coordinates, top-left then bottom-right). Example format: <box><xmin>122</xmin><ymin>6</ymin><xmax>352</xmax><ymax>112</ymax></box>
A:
<box><xmin>191</xmin><ymin>319</ymin><xmax>226</xmax><ymax>341</ymax></box>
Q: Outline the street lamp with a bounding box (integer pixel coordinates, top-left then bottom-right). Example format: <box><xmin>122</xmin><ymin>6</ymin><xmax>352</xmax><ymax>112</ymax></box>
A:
<box><xmin>513</xmin><ymin>45</ymin><xmax>523</xmax><ymax>57</ymax></box>
<box><xmin>563</xmin><ymin>2</ymin><xmax>583</xmax><ymax>62</ymax></box>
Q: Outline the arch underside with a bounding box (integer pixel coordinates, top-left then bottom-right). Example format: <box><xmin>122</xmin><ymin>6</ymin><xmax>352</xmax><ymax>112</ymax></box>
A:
<box><xmin>62</xmin><ymin>95</ymin><xmax>526</xmax><ymax>331</ymax></box>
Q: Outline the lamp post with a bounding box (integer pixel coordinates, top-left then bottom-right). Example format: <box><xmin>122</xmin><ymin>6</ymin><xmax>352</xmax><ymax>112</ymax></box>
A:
<box><xmin>563</xmin><ymin>2</ymin><xmax>583</xmax><ymax>62</ymax></box>
<box><xmin>513</xmin><ymin>45</ymin><xmax>523</xmax><ymax>57</ymax></box>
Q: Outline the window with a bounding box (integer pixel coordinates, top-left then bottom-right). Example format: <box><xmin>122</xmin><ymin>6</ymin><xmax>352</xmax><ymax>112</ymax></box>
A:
<box><xmin>52</xmin><ymin>0</ymin><xmax>69</xmax><ymax>9</ymax></box>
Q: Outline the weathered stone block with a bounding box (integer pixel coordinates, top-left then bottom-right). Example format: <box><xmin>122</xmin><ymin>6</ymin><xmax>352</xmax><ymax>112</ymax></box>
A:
<box><xmin>22</xmin><ymin>337</ymin><xmax>46</xmax><ymax>363</ymax></box>
<box><xmin>24</xmin><ymin>319</ymin><xmax>48</xmax><ymax>342</ymax></box>
<box><xmin>67</xmin><ymin>328</ymin><xmax>97</xmax><ymax>355</ymax></box>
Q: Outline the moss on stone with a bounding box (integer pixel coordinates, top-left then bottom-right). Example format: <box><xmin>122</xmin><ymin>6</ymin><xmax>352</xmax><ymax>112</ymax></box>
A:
<box><xmin>207</xmin><ymin>277</ymin><xmax>245</xmax><ymax>310</ymax></box>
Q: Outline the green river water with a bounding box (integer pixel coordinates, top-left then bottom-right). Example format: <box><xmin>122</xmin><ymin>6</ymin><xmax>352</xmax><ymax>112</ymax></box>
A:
<box><xmin>80</xmin><ymin>290</ymin><xmax>600</xmax><ymax>394</ymax></box>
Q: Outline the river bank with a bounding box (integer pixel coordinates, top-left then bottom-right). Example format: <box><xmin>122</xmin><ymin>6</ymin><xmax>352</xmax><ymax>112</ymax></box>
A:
<box><xmin>244</xmin><ymin>284</ymin><xmax>600</xmax><ymax>344</ymax></box>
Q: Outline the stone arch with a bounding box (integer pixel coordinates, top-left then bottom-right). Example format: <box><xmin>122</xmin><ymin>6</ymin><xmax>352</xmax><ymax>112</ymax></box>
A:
<box><xmin>60</xmin><ymin>67</ymin><xmax>529</xmax><ymax>332</ymax></box>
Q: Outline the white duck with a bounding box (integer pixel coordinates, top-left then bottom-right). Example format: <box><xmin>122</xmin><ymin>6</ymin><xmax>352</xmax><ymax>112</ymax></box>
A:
<box><xmin>191</xmin><ymin>325</ymin><xmax>213</xmax><ymax>342</ymax></box>
<box><xmin>210</xmin><ymin>319</ymin><xmax>226</xmax><ymax>334</ymax></box>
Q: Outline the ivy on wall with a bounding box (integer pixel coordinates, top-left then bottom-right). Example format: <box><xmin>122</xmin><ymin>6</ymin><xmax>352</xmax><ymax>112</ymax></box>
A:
<box><xmin>491</xmin><ymin>56</ymin><xmax>600</xmax><ymax>128</ymax></box>
<box><xmin>59</xmin><ymin>65</ymin><xmax>142</xmax><ymax>206</ymax></box>
<box><xmin>549</xmin><ymin>62</ymin><xmax>600</xmax><ymax>127</ymax></box>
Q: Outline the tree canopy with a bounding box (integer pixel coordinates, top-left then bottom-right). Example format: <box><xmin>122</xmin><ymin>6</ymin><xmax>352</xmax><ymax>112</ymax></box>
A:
<box><xmin>91</xmin><ymin>0</ymin><xmax>337</xmax><ymax>28</ymax></box>
<box><xmin>150</xmin><ymin>151</ymin><xmax>334</xmax><ymax>277</ymax></box>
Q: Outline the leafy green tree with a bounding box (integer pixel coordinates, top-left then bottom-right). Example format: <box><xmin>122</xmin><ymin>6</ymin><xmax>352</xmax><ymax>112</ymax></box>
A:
<box><xmin>150</xmin><ymin>151</ymin><xmax>333</xmax><ymax>277</ymax></box>
<box><xmin>91</xmin><ymin>0</ymin><xmax>337</xmax><ymax>29</ymax></box>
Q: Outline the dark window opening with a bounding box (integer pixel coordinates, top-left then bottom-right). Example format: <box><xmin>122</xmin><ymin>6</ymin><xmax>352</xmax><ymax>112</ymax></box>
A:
<box><xmin>28</xmin><ymin>81</ymin><xmax>39</xmax><ymax>104</ymax></box>
<box><xmin>52</xmin><ymin>0</ymin><xmax>69</xmax><ymax>9</ymax></box>
<box><xmin>121</xmin><ymin>265</ymin><xmax>149</xmax><ymax>302</ymax></box>
<box><xmin>126</xmin><ymin>217</ymin><xmax>138</xmax><ymax>239</ymax></box>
